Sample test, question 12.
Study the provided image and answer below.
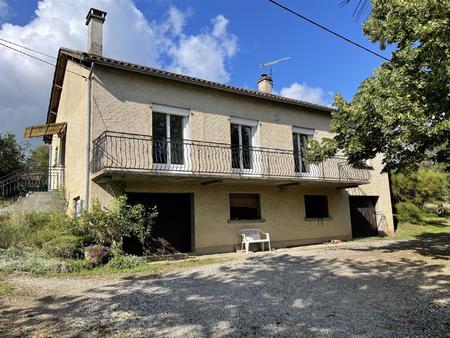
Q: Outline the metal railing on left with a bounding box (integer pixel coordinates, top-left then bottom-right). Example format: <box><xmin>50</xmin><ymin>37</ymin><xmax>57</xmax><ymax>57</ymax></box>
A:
<box><xmin>0</xmin><ymin>166</ymin><xmax>64</xmax><ymax>199</ymax></box>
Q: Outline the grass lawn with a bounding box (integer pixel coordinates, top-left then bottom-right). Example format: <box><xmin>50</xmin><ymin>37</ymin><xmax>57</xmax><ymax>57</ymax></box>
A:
<box><xmin>48</xmin><ymin>256</ymin><xmax>233</xmax><ymax>278</ymax></box>
<box><xmin>0</xmin><ymin>282</ymin><xmax>14</xmax><ymax>295</ymax></box>
<box><xmin>356</xmin><ymin>215</ymin><xmax>450</xmax><ymax>242</ymax></box>
<box><xmin>391</xmin><ymin>216</ymin><xmax>450</xmax><ymax>240</ymax></box>
<box><xmin>2</xmin><ymin>216</ymin><xmax>448</xmax><ymax>279</ymax></box>
<box><xmin>54</xmin><ymin>217</ymin><xmax>449</xmax><ymax>278</ymax></box>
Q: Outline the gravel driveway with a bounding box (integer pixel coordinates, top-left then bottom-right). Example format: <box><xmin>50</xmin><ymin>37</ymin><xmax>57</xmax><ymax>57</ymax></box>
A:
<box><xmin>1</xmin><ymin>237</ymin><xmax>449</xmax><ymax>337</ymax></box>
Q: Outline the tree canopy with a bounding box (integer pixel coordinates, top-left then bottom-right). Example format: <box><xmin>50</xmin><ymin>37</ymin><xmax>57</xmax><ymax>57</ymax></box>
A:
<box><xmin>0</xmin><ymin>133</ymin><xmax>26</xmax><ymax>178</ymax></box>
<box><xmin>0</xmin><ymin>133</ymin><xmax>49</xmax><ymax>178</ymax></box>
<box><xmin>27</xmin><ymin>145</ymin><xmax>49</xmax><ymax>168</ymax></box>
<box><xmin>391</xmin><ymin>166</ymin><xmax>449</xmax><ymax>206</ymax></box>
<box><xmin>312</xmin><ymin>0</ymin><xmax>450</xmax><ymax>172</ymax></box>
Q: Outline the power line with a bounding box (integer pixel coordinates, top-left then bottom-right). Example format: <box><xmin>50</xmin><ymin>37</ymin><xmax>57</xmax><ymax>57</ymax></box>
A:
<box><xmin>0</xmin><ymin>38</ymin><xmax>57</xmax><ymax>59</ymax></box>
<box><xmin>0</xmin><ymin>41</ymin><xmax>86</xmax><ymax>79</ymax></box>
<box><xmin>0</xmin><ymin>41</ymin><xmax>56</xmax><ymax>66</ymax></box>
<box><xmin>268</xmin><ymin>0</ymin><xmax>390</xmax><ymax>61</ymax></box>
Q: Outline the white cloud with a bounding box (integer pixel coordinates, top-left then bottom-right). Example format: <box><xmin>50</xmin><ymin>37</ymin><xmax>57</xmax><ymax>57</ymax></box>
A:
<box><xmin>279</xmin><ymin>82</ymin><xmax>333</xmax><ymax>106</ymax></box>
<box><xmin>167</xmin><ymin>14</ymin><xmax>237</xmax><ymax>82</ymax></box>
<box><xmin>0</xmin><ymin>0</ymin><xmax>237</xmax><ymax>140</ymax></box>
<box><xmin>166</xmin><ymin>6</ymin><xmax>188</xmax><ymax>36</ymax></box>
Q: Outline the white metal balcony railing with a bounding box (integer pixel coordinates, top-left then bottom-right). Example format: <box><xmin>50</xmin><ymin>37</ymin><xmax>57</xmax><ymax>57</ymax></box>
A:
<box><xmin>92</xmin><ymin>131</ymin><xmax>371</xmax><ymax>184</ymax></box>
<box><xmin>0</xmin><ymin>166</ymin><xmax>64</xmax><ymax>198</ymax></box>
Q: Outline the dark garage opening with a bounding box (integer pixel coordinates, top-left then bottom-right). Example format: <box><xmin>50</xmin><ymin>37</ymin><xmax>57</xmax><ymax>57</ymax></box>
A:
<box><xmin>349</xmin><ymin>196</ymin><xmax>379</xmax><ymax>239</ymax></box>
<box><xmin>127</xmin><ymin>193</ymin><xmax>194</xmax><ymax>253</ymax></box>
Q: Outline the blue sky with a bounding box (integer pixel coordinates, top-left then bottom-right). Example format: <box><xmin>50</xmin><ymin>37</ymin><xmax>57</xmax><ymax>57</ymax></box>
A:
<box><xmin>0</xmin><ymin>0</ymin><xmax>390</xmax><ymax>141</ymax></box>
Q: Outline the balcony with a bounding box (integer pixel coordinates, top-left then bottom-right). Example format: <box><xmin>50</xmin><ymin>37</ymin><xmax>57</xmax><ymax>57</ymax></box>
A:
<box><xmin>92</xmin><ymin>131</ymin><xmax>370</xmax><ymax>187</ymax></box>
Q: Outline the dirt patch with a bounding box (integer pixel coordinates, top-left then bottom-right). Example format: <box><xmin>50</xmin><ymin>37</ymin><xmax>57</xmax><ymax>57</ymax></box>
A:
<box><xmin>1</xmin><ymin>238</ymin><xmax>449</xmax><ymax>337</ymax></box>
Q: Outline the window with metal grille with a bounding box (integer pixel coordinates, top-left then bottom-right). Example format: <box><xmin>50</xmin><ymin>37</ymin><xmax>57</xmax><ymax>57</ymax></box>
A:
<box><xmin>229</xmin><ymin>194</ymin><xmax>261</xmax><ymax>220</ymax></box>
<box><xmin>304</xmin><ymin>195</ymin><xmax>329</xmax><ymax>218</ymax></box>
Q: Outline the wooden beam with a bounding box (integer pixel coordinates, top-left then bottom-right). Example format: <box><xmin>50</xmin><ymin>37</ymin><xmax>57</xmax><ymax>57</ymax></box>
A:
<box><xmin>23</xmin><ymin>122</ymin><xmax>67</xmax><ymax>138</ymax></box>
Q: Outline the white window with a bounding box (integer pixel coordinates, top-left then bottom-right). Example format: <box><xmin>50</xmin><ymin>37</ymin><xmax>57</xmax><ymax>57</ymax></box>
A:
<box><xmin>230</xmin><ymin>118</ymin><xmax>258</xmax><ymax>172</ymax></box>
<box><xmin>152</xmin><ymin>104</ymin><xmax>189</xmax><ymax>168</ymax></box>
<box><xmin>292</xmin><ymin>127</ymin><xmax>314</xmax><ymax>174</ymax></box>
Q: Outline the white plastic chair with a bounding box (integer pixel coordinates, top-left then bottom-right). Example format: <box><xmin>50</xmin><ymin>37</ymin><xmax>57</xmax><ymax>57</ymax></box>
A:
<box><xmin>239</xmin><ymin>229</ymin><xmax>271</xmax><ymax>253</ymax></box>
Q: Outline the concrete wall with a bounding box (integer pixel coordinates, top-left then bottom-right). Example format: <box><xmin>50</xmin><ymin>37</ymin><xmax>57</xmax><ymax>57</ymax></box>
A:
<box><xmin>51</xmin><ymin>61</ymin><xmax>89</xmax><ymax>214</ymax></box>
<box><xmin>0</xmin><ymin>192</ymin><xmax>61</xmax><ymax>215</ymax></box>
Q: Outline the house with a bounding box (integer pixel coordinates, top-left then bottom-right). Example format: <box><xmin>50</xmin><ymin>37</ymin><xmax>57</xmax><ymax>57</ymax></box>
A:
<box><xmin>25</xmin><ymin>8</ymin><xmax>394</xmax><ymax>254</ymax></box>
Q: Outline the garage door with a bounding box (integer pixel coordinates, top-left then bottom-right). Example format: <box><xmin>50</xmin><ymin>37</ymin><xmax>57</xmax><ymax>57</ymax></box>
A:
<box><xmin>349</xmin><ymin>196</ymin><xmax>378</xmax><ymax>238</ymax></box>
<box><xmin>127</xmin><ymin>193</ymin><xmax>194</xmax><ymax>253</ymax></box>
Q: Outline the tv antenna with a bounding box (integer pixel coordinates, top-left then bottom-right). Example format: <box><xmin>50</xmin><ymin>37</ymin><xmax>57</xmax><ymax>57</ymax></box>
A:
<box><xmin>259</xmin><ymin>56</ymin><xmax>291</xmax><ymax>77</ymax></box>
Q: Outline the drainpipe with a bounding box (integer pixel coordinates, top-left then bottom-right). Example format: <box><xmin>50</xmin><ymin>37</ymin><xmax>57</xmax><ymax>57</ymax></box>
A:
<box><xmin>83</xmin><ymin>63</ymin><xmax>94</xmax><ymax>211</ymax></box>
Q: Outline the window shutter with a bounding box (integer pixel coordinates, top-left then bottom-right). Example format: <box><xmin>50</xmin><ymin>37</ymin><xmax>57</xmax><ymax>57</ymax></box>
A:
<box><xmin>230</xmin><ymin>194</ymin><xmax>258</xmax><ymax>208</ymax></box>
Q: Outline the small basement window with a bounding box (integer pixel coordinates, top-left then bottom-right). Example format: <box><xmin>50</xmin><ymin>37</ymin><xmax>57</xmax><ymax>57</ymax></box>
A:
<box><xmin>230</xmin><ymin>194</ymin><xmax>261</xmax><ymax>220</ymax></box>
<box><xmin>304</xmin><ymin>195</ymin><xmax>329</xmax><ymax>218</ymax></box>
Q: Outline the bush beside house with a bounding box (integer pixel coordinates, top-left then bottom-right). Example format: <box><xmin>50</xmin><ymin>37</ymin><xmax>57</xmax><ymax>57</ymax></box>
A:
<box><xmin>0</xmin><ymin>195</ymin><xmax>157</xmax><ymax>274</ymax></box>
<box><xmin>391</xmin><ymin>166</ymin><xmax>449</xmax><ymax>224</ymax></box>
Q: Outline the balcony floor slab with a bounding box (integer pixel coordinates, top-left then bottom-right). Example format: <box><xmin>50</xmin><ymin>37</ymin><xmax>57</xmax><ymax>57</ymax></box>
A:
<box><xmin>91</xmin><ymin>169</ymin><xmax>367</xmax><ymax>189</ymax></box>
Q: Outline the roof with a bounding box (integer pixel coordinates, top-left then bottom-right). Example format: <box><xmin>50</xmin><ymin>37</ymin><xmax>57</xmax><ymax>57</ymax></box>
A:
<box><xmin>45</xmin><ymin>48</ymin><xmax>335</xmax><ymax>140</ymax></box>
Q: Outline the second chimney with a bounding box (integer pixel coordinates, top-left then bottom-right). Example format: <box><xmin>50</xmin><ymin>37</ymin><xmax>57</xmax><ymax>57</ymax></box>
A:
<box><xmin>257</xmin><ymin>74</ymin><xmax>273</xmax><ymax>94</ymax></box>
<box><xmin>86</xmin><ymin>8</ymin><xmax>107</xmax><ymax>55</ymax></box>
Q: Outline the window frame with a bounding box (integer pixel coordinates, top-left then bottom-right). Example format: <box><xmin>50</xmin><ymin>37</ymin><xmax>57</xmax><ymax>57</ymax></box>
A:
<box><xmin>152</xmin><ymin>104</ymin><xmax>190</xmax><ymax>170</ymax></box>
<box><xmin>304</xmin><ymin>195</ymin><xmax>329</xmax><ymax>219</ymax></box>
<box><xmin>292</xmin><ymin>127</ymin><xmax>314</xmax><ymax>175</ymax></box>
<box><xmin>229</xmin><ymin>193</ymin><xmax>262</xmax><ymax>221</ymax></box>
<box><xmin>230</xmin><ymin>117</ymin><xmax>259</xmax><ymax>174</ymax></box>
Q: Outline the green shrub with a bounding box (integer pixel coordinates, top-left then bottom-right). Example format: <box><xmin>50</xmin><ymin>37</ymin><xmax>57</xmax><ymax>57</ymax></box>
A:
<box><xmin>396</xmin><ymin>201</ymin><xmax>425</xmax><ymax>224</ymax></box>
<box><xmin>0</xmin><ymin>246</ymin><xmax>72</xmax><ymax>274</ymax></box>
<box><xmin>76</xmin><ymin>195</ymin><xmax>157</xmax><ymax>247</ymax></box>
<box><xmin>0</xmin><ymin>214</ymin><xmax>16</xmax><ymax>249</ymax></box>
<box><xmin>66</xmin><ymin>259</ymin><xmax>95</xmax><ymax>272</ymax></box>
<box><xmin>392</xmin><ymin>167</ymin><xmax>449</xmax><ymax>206</ymax></box>
<box><xmin>0</xmin><ymin>211</ymin><xmax>70</xmax><ymax>249</ymax></box>
<box><xmin>106</xmin><ymin>253</ymin><xmax>146</xmax><ymax>270</ymax></box>
<box><xmin>43</xmin><ymin>235</ymin><xmax>86</xmax><ymax>259</ymax></box>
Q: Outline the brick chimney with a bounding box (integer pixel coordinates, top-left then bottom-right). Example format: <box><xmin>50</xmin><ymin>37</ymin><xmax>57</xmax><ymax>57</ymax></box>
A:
<box><xmin>85</xmin><ymin>8</ymin><xmax>107</xmax><ymax>55</ymax></box>
<box><xmin>257</xmin><ymin>74</ymin><xmax>273</xmax><ymax>94</ymax></box>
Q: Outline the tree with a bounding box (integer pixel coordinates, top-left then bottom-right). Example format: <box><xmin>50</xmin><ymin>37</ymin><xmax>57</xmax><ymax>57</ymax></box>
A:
<box><xmin>0</xmin><ymin>133</ymin><xmax>26</xmax><ymax>177</ymax></box>
<box><xmin>391</xmin><ymin>166</ymin><xmax>449</xmax><ymax>206</ymax></box>
<box><xmin>311</xmin><ymin>0</ymin><xmax>450</xmax><ymax>172</ymax></box>
<box><xmin>27</xmin><ymin>145</ymin><xmax>49</xmax><ymax>168</ymax></box>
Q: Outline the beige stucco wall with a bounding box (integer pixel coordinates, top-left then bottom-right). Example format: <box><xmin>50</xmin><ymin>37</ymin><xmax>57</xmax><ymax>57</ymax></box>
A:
<box><xmin>91</xmin><ymin>179</ymin><xmax>352</xmax><ymax>254</ymax></box>
<box><xmin>90</xmin><ymin>66</ymin><xmax>331</xmax><ymax>143</ymax></box>
<box><xmin>51</xmin><ymin>61</ymin><xmax>89</xmax><ymax>213</ymax></box>
<box><xmin>54</xmin><ymin>62</ymin><xmax>394</xmax><ymax>250</ymax></box>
